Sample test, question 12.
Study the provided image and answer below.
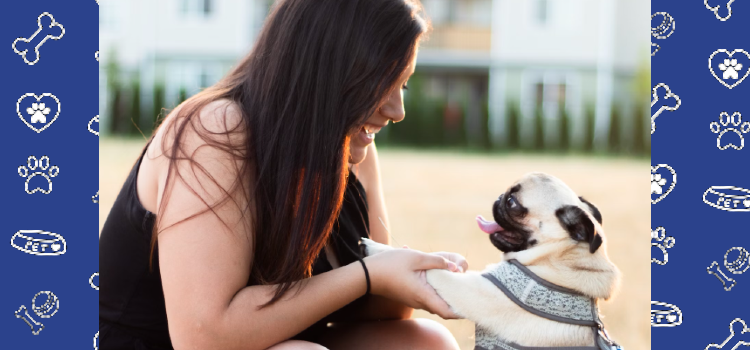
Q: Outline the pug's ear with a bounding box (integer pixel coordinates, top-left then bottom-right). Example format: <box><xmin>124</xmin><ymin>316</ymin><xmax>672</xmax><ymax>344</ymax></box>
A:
<box><xmin>578</xmin><ymin>196</ymin><xmax>602</xmax><ymax>225</ymax></box>
<box><xmin>556</xmin><ymin>205</ymin><xmax>602</xmax><ymax>253</ymax></box>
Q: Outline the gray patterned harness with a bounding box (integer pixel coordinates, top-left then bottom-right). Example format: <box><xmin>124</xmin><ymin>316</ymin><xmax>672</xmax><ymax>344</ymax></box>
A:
<box><xmin>474</xmin><ymin>260</ymin><xmax>622</xmax><ymax>350</ymax></box>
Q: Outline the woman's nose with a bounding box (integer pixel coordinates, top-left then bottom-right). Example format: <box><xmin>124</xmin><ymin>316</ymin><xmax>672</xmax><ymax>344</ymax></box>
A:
<box><xmin>380</xmin><ymin>95</ymin><xmax>406</xmax><ymax>123</ymax></box>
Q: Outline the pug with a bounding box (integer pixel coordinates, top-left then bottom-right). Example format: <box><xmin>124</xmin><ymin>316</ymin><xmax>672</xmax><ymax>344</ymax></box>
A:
<box><xmin>362</xmin><ymin>172</ymin><xmax>622</xmax><ymax>349</ymax></box>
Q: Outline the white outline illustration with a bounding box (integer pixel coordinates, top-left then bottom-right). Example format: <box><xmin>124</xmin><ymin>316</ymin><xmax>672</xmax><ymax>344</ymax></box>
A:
<box><xmin>94</xmin><ymin>331</ymin><xmax>99</xmax><ymax>349</ymax></box>
<box><xmin>705</xmin><ymin>0</ymin><xmax>736</xmax><ymax>21</ymax></box>
<box><xmin>651</xmin><ymin>12</ymin><xmax>675</xmax><ymax>57</ymax></box>
<box><xmin>708</xmin><ymin>261</ymin><xmax>737</xmax><ymax>291</ymax></box>
<box><xmin>651</xmin><ymin>164</ymin><xmax>676</xmax><ymax>204</ymax></box>
<box><xmin>710</xmin><ymin>49</ymin><xmax>750</xmax><ymax>89</ymax></box>
<box><xmin>10</xmin><ymin>230</ymin><xmax>66</xmax><ymax>256</ymax></box>
<box><xmin>95</xmin><ymin>50</ymin><xmax>99</xmax><ymax>62</ymax></box>
<box><xmin>705</xmin><ymin>318</ymin><xmax>749</xmax><ymax>350</ymax></box>
<box><xmin>93</xmin><ymin>192</ymin><xmax>99</xmax><ymax>203</ymax></box>
<box><xmin>15</xmin><ymin>305</ymin><xmax>44</xmax><ymax>335</ymax></box>
<box><xmin>703</xmin><ymin>186</ymin><xmax>750</xmax><ymax>212</ymax></box>
<box><xmin>89</xmin><ymin>115</ymin><xmax>99</xmax><ymax>136</ymax></box>
<box><xmin>15</xmin><ymin>291</ymin><xmax>59</xmax><ymax>335</ymax></box>
<box><xmin>725</xmin><ymin>247</ymin><xmax>749</xmax><ymax>275</ymax></box>
<box><xmin>32</xmin><ymin>291</ymin><xmax>59</xmax><ymax>318</ymax></box>
<box><xmin>90</xmin><ymin>272</ymin><xmax>99</xmax><ymax>290</ymax></box>
<box><xmin>18</xmin><ymin>156</ymin><xmax>59</xmax><ymax>194</ymax></box>
<box><xmin>651</xmin><ymin>84</ymin><xmax>681</xmax><ymax>134</ymax></box>
<box><xmin>711</xmin><ymin>112</ymin><xmax>749</xmax><ymax>150</ymax></box>
<box><xmin>651</xmin><ymin>227</ymin><xmax>674</xmax><ymax>265</ymax></box>
<box><xmin>651</xmin><ymin>301</ymin><xmax>683</xmax><ymax>327</ymax></box>
<box><xmin>11</xmin><ymin>12</ymin><xmax>65</xmax><ymax>66</ymax></box>
<box><xmin>17</xmin><ymin>93</ymin><xmax>61</xmax><ymax>134</ymax></box>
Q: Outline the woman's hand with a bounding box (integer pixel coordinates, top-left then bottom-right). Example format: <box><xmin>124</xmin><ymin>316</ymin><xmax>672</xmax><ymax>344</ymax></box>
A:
<box><xmin>430</xmin><ymin>251</ymin><xmax>468</xmax><ymax>273</ymax></box>
<box><xmin>363</xmin><ymin>248</ymin><xmax>461</xmax><ymax>319</ymax></box>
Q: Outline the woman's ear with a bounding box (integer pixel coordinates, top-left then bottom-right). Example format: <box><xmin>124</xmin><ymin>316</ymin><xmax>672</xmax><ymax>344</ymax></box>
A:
<box><xmin>555</xmin><ymin>205</ymin><xmax>602</xmax><ymax>254</ymax></box>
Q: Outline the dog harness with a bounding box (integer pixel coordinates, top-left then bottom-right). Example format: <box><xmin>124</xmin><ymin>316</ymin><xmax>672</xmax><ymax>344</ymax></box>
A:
<box><xmin>474</xmin><ymin>260</ymin><xmax>623</xmax><ymax>350</ymax></box>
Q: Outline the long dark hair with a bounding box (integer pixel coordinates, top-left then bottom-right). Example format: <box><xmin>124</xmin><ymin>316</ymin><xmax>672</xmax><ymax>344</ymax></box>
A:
<box><xmin>149</xmin><ymin>0</ymin><xmax>430</xmax><ymax>307</ymax></box>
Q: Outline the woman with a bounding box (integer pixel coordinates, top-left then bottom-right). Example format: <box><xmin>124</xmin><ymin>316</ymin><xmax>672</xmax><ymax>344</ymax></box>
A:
<box><xmin>99</xmin><ymin>0</ymin><xmax>468</xmax><ymax>349</ymax></box>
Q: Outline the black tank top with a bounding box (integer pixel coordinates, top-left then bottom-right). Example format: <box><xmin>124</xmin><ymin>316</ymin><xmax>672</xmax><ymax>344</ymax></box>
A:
<box><xmin>99</xmin><ymin>144</ymin><xmax>371</xmax><ymax>349</ymax></box>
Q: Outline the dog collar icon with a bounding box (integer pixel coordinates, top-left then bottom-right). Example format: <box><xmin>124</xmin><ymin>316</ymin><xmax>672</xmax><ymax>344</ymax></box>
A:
<box><xmin>11</xmin><ymin>230</ymin><xmax>66</xmax><ymax>256</ymax></box>
<box><xmin>703</xmin><ymin>186</ymin><xmax>750</xmax><ymax>212</ymax></box>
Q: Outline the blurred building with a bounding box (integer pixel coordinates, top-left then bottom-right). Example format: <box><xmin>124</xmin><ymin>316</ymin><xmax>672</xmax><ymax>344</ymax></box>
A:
<box><xmin>99</xmin><ymin>0</ymin><xmax>648</xmax><ymax>151</ymax></box>
<box><xmin>99</xmin><ymin>0</ymin><xmax>273</xmax><ymax>133</ymax></box>
<box><xmin>418</xmin><ymin>0</ymin><xmax>649</xmax><ymax>149</ymax></box>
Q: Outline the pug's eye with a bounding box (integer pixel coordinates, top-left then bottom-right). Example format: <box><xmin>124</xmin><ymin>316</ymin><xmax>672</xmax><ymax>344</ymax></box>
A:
<box><xmin>507</xmin><ymin>195</ymin><xmax>518</xmax><ymax>208</ymax></box>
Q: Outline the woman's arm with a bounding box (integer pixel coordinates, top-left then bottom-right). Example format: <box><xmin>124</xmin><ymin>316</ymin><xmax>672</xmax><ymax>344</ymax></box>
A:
<box><xmin>153</xmin><ymin>102</ymin><xmax>457</xmax><ymax>350</ymax></box>
<box><xmin>355</xmin><ymin>142</ymin><xmax>391</xmax><ymax>245</ymax></box>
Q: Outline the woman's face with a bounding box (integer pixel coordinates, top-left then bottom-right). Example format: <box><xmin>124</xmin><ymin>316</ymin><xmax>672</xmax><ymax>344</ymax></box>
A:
<box><xmin>348</xmin><ymin>53</ymin><xmax>417</xmax><ymax>164</ymax></box>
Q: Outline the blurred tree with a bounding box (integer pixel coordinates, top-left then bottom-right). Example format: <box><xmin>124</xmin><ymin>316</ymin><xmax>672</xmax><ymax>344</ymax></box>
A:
<box><xmin>583</xmin><ymin>106</ymin><xmax>595</xmax><ymax>152</ymax></box>
<box><xmin>559</xmin><ymin>107</ymin><xmax>570</xmax><ymax>152</ymax></box>
<box><xmin>608</xmin><ymin>104</ymin><xmax>621</xmax><ymax>153</ymax></box>
<box><xmin>505</xmin><ymin>101</ymin><xmax>520</xmax><ymax>150</ymax></box>
<box><xmin>152</xmin><ymin>83</ymin><xmax>166</xmax><ymax>131</ymax></box>
<box><xmin>534</xmin><ymin>107</ymin><xmax>544</xmax><ymax>151</ymax></box>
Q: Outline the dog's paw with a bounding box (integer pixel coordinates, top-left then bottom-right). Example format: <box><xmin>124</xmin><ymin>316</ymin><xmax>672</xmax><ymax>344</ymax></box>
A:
<box><xmin>359</xmin><ymin>238</ymin><xmax>392</xmax><ymax>256</ymax></box>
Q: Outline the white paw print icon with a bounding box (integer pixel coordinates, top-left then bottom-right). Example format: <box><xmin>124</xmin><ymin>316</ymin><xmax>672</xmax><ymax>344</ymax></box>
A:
<box><xmin>27</xmin><ymin>103</ymin><xmax>51</xmax><ymax>123</ymax></box>
<box><xmin>711</xmin><ymin>112</ymin><xmax>750</xmax><ymax>150</ymax></box>
<box><xmin>651</xmin><ymin>227</ymin><xmax>675</xmax><ymax>265</ymax></box>
<box><xmin>18</xmin><ymin>156</ymin><xmax>59</xmax><ymax>194</ymax></box>
<box><xmin>720</xmin><ymin>58</ymin><xmax>744</xmax><ymax>80</ymax></box>
<box><xmin>651</xmin><ymin>173</ymin><xmax>667</xmax><ymax>195</ymax></box>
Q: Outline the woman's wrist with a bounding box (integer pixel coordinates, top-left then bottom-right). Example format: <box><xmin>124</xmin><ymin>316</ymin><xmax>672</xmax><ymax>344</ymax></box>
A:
<box><xmin>357</xmin><ymin>258</ymin><xmax>371</xmax><ymax>296</ymax></box>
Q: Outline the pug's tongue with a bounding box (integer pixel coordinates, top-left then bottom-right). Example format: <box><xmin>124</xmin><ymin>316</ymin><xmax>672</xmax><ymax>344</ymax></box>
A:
<box><xmin>476</xmin><ymin>215</ymin><xmax>503</xmax><ymax>234</ymax></box>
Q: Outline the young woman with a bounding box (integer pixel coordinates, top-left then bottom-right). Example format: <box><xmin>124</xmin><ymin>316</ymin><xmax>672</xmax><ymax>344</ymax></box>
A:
<box><xmin>99</xmin><ymin>0</ymin><xmax>468</xmax><ymax>349</ymax></box>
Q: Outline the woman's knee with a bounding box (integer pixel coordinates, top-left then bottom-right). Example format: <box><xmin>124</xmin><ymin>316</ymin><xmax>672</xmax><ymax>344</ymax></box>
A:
<box><xmin>265</xmin><ymin>340</ymin><xmax>329</xmax><ymax>350</ymax></box>
<box><xmin>404</xmin><ymin>318</ymin><xmax>459</xmax><ymax>350</ymax></box>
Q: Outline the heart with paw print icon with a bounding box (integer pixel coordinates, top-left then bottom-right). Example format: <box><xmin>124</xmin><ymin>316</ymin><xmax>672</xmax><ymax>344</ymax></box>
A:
<box><xmin>651</xmin><ymin>164</ymin><xmax>677</xmax><ymax>204</ymax></box>
<box><xmin>16</xmin><ymin>93</ymin><xmax>61</xmax><ymax>133</ymax></box>
<box><xmin>709</xmin><ymin>49</ymin><xmax>750</xmax><ymax>89</ymax></box>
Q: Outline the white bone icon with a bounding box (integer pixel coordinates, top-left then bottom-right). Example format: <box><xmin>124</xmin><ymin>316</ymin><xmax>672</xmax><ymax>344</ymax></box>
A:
<box><xmin>651</xmin><ymin>164</ymin><xmax>676</xmax><ymax>204</ymax></box>
<box><xmin>725</xmin><ymin>247</ymin><xmax>749</xmax><ymax>275</ymax></box>
<box><xmin>651</xmin><ymin>84</ymin><xmax>681</xmax><ymax>134</ymax></box>
<box><xmin>705</xmin><ymin>318</ymin><xmax>750</xmax><ymax>350</ymax></box>
<box><xmin>651</xmin><ymin>12</ymin><xmax>675</xmax><ymax>57</ymax></box>
<box><xmin>18</xmin><ymin>156</ymin><xmax>60</xmax><ymax>194</ymax></box>
<box><xmin>708</xmin><ymin>261</ymin><xmax>737</xmax><ymax>291</ymax></box>
<box><xmin>17</xmin><ymin>93</ymin><xmax>61</xmax><ymax>134</ymax></box>
<box><xmin>15</xmin><ymin>305</ymin><xmax>44</xmax><ymax>335</ymax></box>
<box><xmin>651</xmin><ymin>301</ymin><xmax>682</xmax><ymax>327</ymax></box>
<box><xmin>10</xmin><ymin>230</ymin><xmax>66</xmax><ymax>256</ymax></box>
<box><xmin>711</xmin><ymin>112</ymin><xmax>749</xmax><ymax>150</ymax></box>
<box><xmin>703</xmin><ymin>186</ymin><xmax>750</xmax><ymax>212</ymax></box>
<box><xmin>705</xmin><ymin>0</ymin><xmax>736</xmax><ymax>21</ymax></box>
<box><xmin>710</xmin><ymin>50</ymin><xmax>750</xmax><ymax>89</ymax></box>
<box><xmin>88</xmin><ymin>115</ymin><xmax>99</xmax><ymax>136</ymax></box>
<box><xmin>11</xmin><ymin>12</ymin><xmax>65</xmax><ymax>66</ymax></box>
<box><xmin>651</xmin><ymin>227</ymin><xmax>674</xmax><ymax>265</ymax></box>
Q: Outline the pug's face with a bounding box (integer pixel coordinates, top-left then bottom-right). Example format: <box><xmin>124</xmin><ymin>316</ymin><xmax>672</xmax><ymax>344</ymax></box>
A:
<box><xmin>477</xmin><ymin>173</ymin><xmax>603</xmax><ymax>254</ymax></box>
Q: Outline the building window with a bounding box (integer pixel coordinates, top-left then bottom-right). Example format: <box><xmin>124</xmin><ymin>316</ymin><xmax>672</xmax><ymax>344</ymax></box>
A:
<box><xmin>534</xmin><ymin>82</ymin><xmax>567</xmax><ymax>117</ymax></box>
<box><xmin>181</xmin><ymin>0</ymin><xmax>213</xmax><ymax>17</ymax></box>
<box><xmin>536</xmin><ymin>0</ymin><xmax>549</xmax><ymax>24</ymax></box>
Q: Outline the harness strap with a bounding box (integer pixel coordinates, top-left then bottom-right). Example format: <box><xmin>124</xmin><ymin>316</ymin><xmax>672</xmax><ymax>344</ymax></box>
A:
<box><xmin>474</xmin><ymin>260</ymin><xmax>622</xmax><ymax>350</ymax></box>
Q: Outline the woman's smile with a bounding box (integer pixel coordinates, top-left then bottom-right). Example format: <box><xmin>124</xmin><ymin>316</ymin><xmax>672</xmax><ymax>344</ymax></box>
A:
<box><xmin>359</xmin><ymin>123</ymin><xmax>387</xmax><ymax>144</ymax></box>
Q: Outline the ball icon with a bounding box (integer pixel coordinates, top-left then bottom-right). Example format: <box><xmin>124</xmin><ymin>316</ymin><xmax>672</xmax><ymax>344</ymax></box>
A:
<box><xmin>31</xmin><ymin>291</ymin><xmax>59</xmax><ymax>318</ymax></box>
<box><xmin>725</xmin><ymin>247</ymin><xmax>749</xmax><ymax>275</ymax></box>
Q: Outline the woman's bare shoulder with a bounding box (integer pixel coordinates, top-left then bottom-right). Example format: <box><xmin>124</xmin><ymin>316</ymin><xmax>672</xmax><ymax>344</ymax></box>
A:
<box><xmin>150</xmin><ymin>98</ymin><xmax>247</xmax><ymax>159</ymax></box>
